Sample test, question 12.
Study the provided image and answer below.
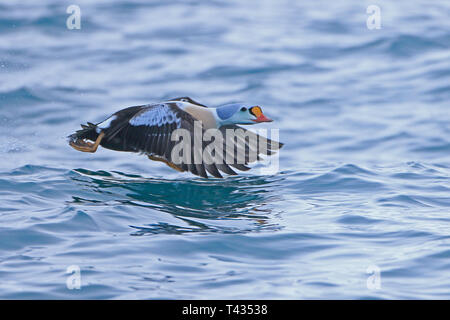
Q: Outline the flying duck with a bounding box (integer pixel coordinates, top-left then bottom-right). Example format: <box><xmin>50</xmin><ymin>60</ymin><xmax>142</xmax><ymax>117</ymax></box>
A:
<box><xmin>68</xmin><ymin>97</ymin><xmax>283</xmax><ymax>178</ymax></box>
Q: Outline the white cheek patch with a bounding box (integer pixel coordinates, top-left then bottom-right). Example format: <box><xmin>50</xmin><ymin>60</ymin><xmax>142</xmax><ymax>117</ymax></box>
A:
<box><xmin>129</xmin><ymin>104</ymin><xmax>181</xmax><ymax>128</ymax></box>
<box><xmin>96</xmin><ymin>115</ymin><xmax>117</xmax><ymax>133</ymax></box>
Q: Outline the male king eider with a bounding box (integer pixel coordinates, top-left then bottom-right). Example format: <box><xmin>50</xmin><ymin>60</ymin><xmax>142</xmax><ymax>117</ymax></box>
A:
<box><xmin>68</xmin><ymin>97</ymin><xmax>283</xmax><ymax>178</ymax></box>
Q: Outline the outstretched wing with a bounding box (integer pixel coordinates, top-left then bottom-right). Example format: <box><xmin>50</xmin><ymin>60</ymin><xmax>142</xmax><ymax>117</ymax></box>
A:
<box><xmin>168</xmin><ymin>97</ymin><xmax>284</xmax><ymax>163</ymax></box>
<box><xmin>98</xmin><ymin>101</ymin><xmax>240</xmax><ymax>178</ymax></box>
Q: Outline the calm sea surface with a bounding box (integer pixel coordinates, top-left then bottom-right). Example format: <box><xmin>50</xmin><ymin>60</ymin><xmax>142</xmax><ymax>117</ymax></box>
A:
<box><xmin>0</xmin><ymin>0</ymin><xmax>449</xmax><ymax>299</ymax></box>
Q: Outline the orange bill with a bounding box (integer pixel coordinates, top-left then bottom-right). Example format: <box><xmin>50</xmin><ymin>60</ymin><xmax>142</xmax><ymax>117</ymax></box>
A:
<box><xmin>250</xmin><ymin>106</ymin><xmax>273</xmax><ymax>122</ymax></box>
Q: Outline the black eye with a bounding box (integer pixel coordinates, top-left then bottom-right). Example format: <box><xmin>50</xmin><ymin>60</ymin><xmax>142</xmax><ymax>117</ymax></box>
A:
<box><xmin>240</xmin><ymin>107</ymin><xmax>247</xmax><ymax>112</ymax></box>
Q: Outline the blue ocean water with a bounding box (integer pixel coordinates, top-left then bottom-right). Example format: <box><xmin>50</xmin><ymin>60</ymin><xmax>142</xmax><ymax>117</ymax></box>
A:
<box><xmin>0</xmin><ymin>0</ymin><xmax>449</xmax><ymax>299</ymax></box>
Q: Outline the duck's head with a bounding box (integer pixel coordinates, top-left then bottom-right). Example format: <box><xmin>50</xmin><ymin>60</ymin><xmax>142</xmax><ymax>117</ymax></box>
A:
<box><xmin>216</xmin><ymin>103</ymin><xmax>273</xmax><ymax>125</ymax></box>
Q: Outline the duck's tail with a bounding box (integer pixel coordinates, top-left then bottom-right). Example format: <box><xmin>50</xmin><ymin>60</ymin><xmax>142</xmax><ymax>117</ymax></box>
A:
<box><xmin>67</xmin><ymin>122</ymin><xmax>100</xmax><ymax>144</ymax></box>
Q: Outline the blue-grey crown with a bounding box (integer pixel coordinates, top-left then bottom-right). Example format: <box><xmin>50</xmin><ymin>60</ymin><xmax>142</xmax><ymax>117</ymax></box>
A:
<box><xmin>216</xmin><ymin>103</ymin><xmax>245</xmax><ymax>120</ymax></box>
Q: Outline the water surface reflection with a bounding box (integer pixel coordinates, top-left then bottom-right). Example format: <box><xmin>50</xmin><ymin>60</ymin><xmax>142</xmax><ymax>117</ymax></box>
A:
<box><xmin>69</xmin><ymin>169</ymin><xmax>284</xmax><ymax>235</ymax></box>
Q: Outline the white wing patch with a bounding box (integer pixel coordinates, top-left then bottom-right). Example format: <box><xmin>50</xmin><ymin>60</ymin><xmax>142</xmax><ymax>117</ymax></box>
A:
<box><xmin>129</xmin><ymin>104</ymin><xmax>181</xmax><ymax>127</ymax></box>
<box><xmin>96</xmin><ymin>115</ymin><xmax>117</xmax><ymax>133</ymax></box>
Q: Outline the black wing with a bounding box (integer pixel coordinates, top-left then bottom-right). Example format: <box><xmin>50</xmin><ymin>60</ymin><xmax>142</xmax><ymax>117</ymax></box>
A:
<box><xmin>98</xmin><ymin>102</ymin><xmax>239</xmax><ymax>178</ymax></box>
